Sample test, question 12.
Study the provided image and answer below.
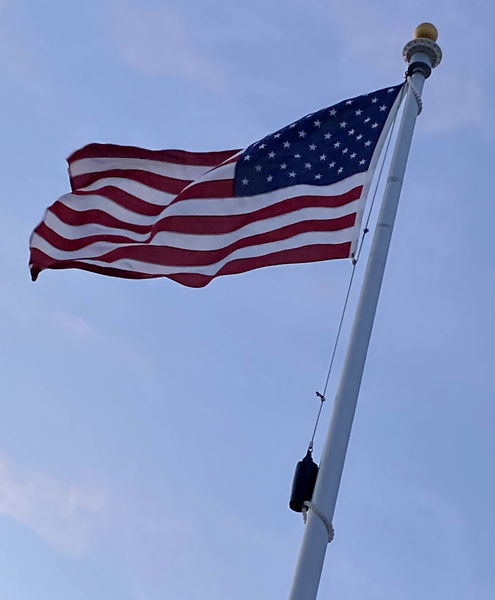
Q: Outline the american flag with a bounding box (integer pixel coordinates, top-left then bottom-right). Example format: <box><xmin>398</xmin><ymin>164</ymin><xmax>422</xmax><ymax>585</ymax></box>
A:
<box><xmin>30</xmin><ymin>84</ymin><xmax>404</xmax><ymax>287</ymax></box>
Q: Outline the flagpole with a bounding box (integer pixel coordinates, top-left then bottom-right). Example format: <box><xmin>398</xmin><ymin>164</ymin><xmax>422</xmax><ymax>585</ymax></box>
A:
<box><xmin>289</xmin><ymin>24</ymin><xmax>442</xmax><ymax>600</ymax></box>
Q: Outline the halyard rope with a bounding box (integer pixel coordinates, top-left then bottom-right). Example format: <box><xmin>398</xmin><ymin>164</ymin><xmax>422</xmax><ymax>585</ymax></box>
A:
<box><xmin>302</xmin><ymin>501</ymin><xmax>335</xmax><ymax>543</ymax></box>
<box><xmin>317</xmin><ymin>101</ymin><xmax>400</xmax><ymax>401</ymax></box>
<box><xmin>406</xmin><ymin>76</ymin><xmax>423</xmax><ymax>115</ymax></box>
<box><xmin>303</xmin><ymin>95</ymin><xmax>403</xmax><ymax>537</ymax></box>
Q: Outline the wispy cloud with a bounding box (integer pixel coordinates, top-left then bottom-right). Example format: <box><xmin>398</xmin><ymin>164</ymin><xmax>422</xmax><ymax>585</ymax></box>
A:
<box><xmin>0</xmin><ymin>452</ymin><xmax>191</xmax><ymax>563</ymax></box>
<box><xmin>109</xmin><ymin>1</ymin><xmax>224</xmax><ymax>88</ymax></box>
<box><xmin>52</xmin><ymin>310</ymin><xmax>95</xmax><ymax>338</ymax></box>
<box><xmin>0</xmin><ymin>455</ymin><xmax>107</xmax><ymax>556</ymax></box>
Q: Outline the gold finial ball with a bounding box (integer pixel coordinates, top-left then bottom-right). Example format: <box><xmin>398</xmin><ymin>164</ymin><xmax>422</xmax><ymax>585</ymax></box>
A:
<box><xmin>414</xmin><ymin>22</ymin><xmax>438</xmax><ymax>41</ymax></box>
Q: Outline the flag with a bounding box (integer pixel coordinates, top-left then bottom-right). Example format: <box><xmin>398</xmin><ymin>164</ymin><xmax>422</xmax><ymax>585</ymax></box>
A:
<box><xmin>29</xmin><ymin>84</ymin><xmax>404</xmax><ymax>287</ymax></box>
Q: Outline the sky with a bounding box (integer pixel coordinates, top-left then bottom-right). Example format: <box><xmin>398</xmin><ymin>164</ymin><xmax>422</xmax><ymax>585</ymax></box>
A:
<box><xmin>1</xmin><ymin>0</ymin><xmax>495</xmax><ymax>598</ymax></box>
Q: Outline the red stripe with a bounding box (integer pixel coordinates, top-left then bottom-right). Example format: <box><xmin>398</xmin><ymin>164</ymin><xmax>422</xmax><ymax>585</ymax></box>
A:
<box><xmin>49</xmin><ymin>186</ymin><xmax>362</xmax><ymax>240</ymax></box>
<box><xmin>35</xmin><ymin>215</ymin><xmax>354</xmax><ymax>255</ymax></box>
<box><xmin>153</xmin><ymin>187</ymin><xmax>363</xmax><ymax>235</ymax></box>
<box><xmin>60</xmin><ymin>215</ymin><xmax>355</xmax><ymax>265</ymax></box>
<box><xmin>41</xmin><ymin>190</ymin><xmax>360</xmax><ymax>249</ymax></box>
<box><xmin>68</xmin><ymin>144</ymin><xmax>240</xmax><ymax>166</ymax></box>
<box><xmin>169</xmin><ymin>243</ymin><xmax>352</xmax><ymax>287</ymax></box>
<box><xmin>30</xmin><ymin>243</ymin><xmax>351</xmax><ymax>286</ymax></box>
<box><xmin>35</xmin><ymin>222</ymin><xmax>146</xmax><ymax>250</ymax></box>
<box><xmin>70</xmin><ymin>169</ymin><xmax>193</xmax><ymax>194</ymax></box>
<box><xmin>49</xmin><ymin>203</ymin><xmax>155</xmax><ymax>234</ymax></box>
<box><xmin>63</xmin><ymin>187</ymin><xmax>167</xmax><ymax>216</ymax></box>
<box><xmin>218</xmin><ymin>154</ymin><xmax>241</xmax><ymax>166</ymax></box>
<box><xmin>171</xmin><ymin>178</ymin><xmax>235</xmax><ymax>202</ymax></box>
<box><xmin>30</xmin><ymin>249</ymin><xmax>155</xmax><ymax>282</ymax></box>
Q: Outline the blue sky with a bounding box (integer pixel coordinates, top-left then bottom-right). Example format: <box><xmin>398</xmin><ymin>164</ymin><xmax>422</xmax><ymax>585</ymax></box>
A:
<box><xmin>1</xmin><ymin>1</ymin><xmax>495</xmax><ymax>598</ymax></box>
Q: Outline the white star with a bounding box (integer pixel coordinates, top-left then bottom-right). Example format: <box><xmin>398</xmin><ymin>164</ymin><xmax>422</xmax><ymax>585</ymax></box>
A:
<box><xmin>364</xmin><ymin>140</ymin><xmax>372</xmax><ymax>146</ymax></box>
<box><xmin>309</xmin><ymin>143</ymin><xmax>317</xmax><ymax>150</ymax></box>
<box><xmin>355</xmin><ymin>109</ymin><xmax>362</xmax><ymax>116</ymax></box>
<box><xmin>379</xmin><ymin>105</ymin><xmax>387</xmax><ymax>111</ymax></box>
<box><xmin>274</xmin><ymin>133</ymin><xmax>281</xmax><ymax>138</ymax></box>
<box><xmin>371</xmin><ymin>122</ymin><xmax>379</xmax><ymax>129</ymax></box>
<box><xmin>329</xmin><ymin>109</ymin><xmax>337</xmax><ymax>116</ymax></box>
<box><xmin>255</xmin><ymin>165</ymin><xmax>262</xmax><ymax>172</ymax></box>
<box><xmin>364</xmin><ymin>117</ymin><xmax>371</xmax><ymax>123</ymax></box>
<box><xmin>267</xmin><ymin>175</ymin><xmax>273</xmax><ymax>182</ymax></box>
<box><xmin>314</xmin><ymin>173</ymin><xmax>322</xmax><ymax>179</ymax></box>
<box><xmin>345</xmin><ymin>100</ymin><xmax>353</xmax><ymax>105</ymax></box>
<box><xmin>244</xmin><ymin>154</ymin><xmax>251</xmax><ymax>161</ymax></box>
<box><xmin>294</xmin><ymin>153</ymin><xmax>301</xmax><ymax>158</ymax></box>
<box><xmin>283</xmin><ymin>141</ymin><xmax>291</xmax><ymax>148</ymax></box>
<box><xmin>348</xmin><ymin>129</ymin><xmax>355</xmax><ymax>135</ymax></box>
<box><xmin>337</xmin><ymin>167</ymin><xmax>343</xmax><ymax>174</ymax></box>
<box><xmin>241</xmin><ymin>178</ymin><xmax>249</xmax><ymax>185</ymax></box>
<box><xmin>259</xmin><ymin>143</ymin><xmax>266</xmax><ymax>149</ymax></box>
<box><xmin>339</xmin><ymin>121</ymin><xmax>347</xmax><ymax>128</ymax></box>
<box><xmin>356</xmin><ymin>134</ymin><xmax>363</xmax><ymax>140</ymax></box>
<box><xmin>324</xmin><ymin>133</ymin><xmax>332</xmax><ymax>140</ymax></box>
<box><xmin>319</xmin><ymin>153</ymin><xmax>327</xmax><ymax>161</ymax></box>
<box><xmin>304</xmin><ymin>162</ymin><xmax>312</xmax><ymax>169</ymax></box>
<box><xmin>387</xmin><ymin>88</ymin><xmax>396</xmax><ymax>93</ymax></box>
<box><xmin>371</xmin><ymin>97</ymin><xmax>378</xmax><ymax>103</ymax></box>
<box><xmin>280</xmin><ymin>163</ymin><xmax>287</xmax><ymax>169</ymax></box>
<box><xmin>359</xmin><ymin>159</ymin><xmax>366</xmax><ymax>165</ymax></box>
<box><xmin>342</xmin><ymin>148</ymin><xmax>348</xmax><ymax>154</ymax></box>
<box><xmin>268</xmin><ymin>151</ymin><xmax>276</xmax><ymax>158</ymax></box>
<box><xmin>350</xmin><ymin>152</ymin><xmax>356</xmax><ymax>159</ymax></box>
<box><xmin>289</xmin><ymin>123</ymin><xmax>297</xmax><ymax>128</ymax></box>
<box><xmin>333</xmin><ymin>141</ymin><xmax>341</xmax><ymax>148</ymax></box>
<box><xmin>298</xmin><ymin>130</ymin><xmax>307</xmax><ymax>138</ymax></box>
<box><xmin>314</xmin><ymin>120</ymin><xmax>321</xmax><ymax>127</ymax></box>
<box><xmin>289</xmin><ymin>171</ymin><xmax>296</xmax><ymax>177</ymax></box>
<box><xmin>329</xmin><ymin>161</ymin><xmax>335</xmax><ymax>168</ymax></box>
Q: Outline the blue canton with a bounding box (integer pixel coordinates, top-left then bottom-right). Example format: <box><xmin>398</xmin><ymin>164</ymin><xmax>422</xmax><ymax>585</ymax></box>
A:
<box><xmin>234</xmin><ymin>84</ymin><xmax>403</xmax><ymax>197</ymax></box>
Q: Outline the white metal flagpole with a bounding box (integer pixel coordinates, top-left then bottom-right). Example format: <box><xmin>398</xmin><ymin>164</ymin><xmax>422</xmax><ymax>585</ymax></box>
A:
<box><xmin>289</xmin><ymin>24</ymin><xmax>442</xmax><ymax>600</ymax></box>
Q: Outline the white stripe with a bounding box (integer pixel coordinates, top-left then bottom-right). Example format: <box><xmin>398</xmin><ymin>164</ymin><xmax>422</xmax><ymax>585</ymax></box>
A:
<box><xmin>56</xmin><ymin>172</ymin><xmax>365</xmax><ymax>227</ymax></box>
<box><xmin>149</xmin><ymin>203</ymin><xmax>360</xmax><ymax>249</ymax></box>
<box><xmin>166</xmin><ymin>159</ymin><xmax>235</xmax><ymax>197</ymax></box>
<box><xmin>58</xmin><ymin>194</ymin><xmax>161</xmax><ymax>226</ymax></box>
<box><xmin>44</xmin><ymin>211</ymin><xmax>151</xmax><ymax>242</ymax></box>
<box><xmin>77</xmin><ymin>178</ymin><xmax>177</xmax><ymax>205</ymax></box>
<box><xmin>167</xmin><ymin>172</ymin><xmax>366</xmax><ymax>217</ymax></box>
<box><xmin>75</xmin><ymin>169</ymin><xmax>364</xmax><ymax>215</ymax></box>
<box><xmin>31</xmin><ymin>229</ymin><xmax>355</xmax><ymax>276</ymax></box>
<box><xmin>69</xmin><ymin>157</ymin><xmax>214</xmax><ymax>181</ymax></box>
<box><xmin>190</xmin><ymin>161</ymin><xmax>236</xmax><ymax>183</ymax></box>
<box><xmin>42</xmin><ymin>201</ymin><xmax>360</xmax><ymax>251</ymax></box>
